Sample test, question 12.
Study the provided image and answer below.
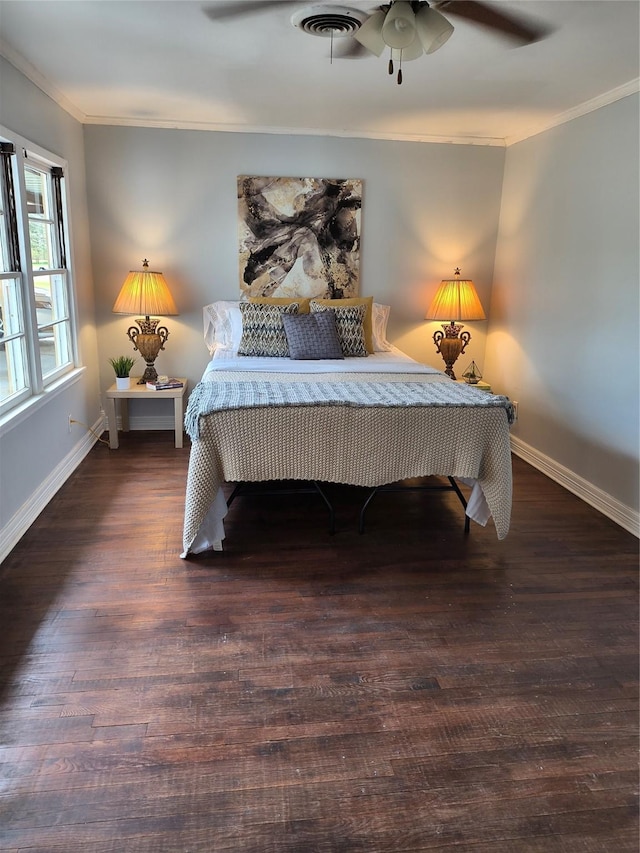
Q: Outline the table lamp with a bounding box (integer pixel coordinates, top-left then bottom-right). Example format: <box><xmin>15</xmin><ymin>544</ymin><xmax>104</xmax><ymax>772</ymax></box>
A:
<box><xmin>112</xmin><ymin>259</ymin><xmax>178</xmax><ymax>384</ymax></box>
<box><xmin>425</xmin><ymin>268</ymin><xmax>485</xmax><ymax>379</ymax></box>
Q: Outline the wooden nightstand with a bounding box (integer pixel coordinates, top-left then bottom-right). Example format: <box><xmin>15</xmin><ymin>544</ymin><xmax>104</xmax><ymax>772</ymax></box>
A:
<box><xmin>105</xmin><ymin>378</ymin><xmax>188</xmax><ymax>449</ymax></box>
<box><xmin>456</xmin><ymin>379</ymin><xmax>492</xmax><ymax>393</ymax></box>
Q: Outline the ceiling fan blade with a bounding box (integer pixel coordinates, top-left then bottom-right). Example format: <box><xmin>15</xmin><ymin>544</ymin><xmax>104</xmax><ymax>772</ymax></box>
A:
<box><xmin>203</xmin><ymin>1</ymin><xmax>294</xmax><ymax>22</ymax></box>
<box><xmin>435</xmin><ymin>0</ymin><xmax>551</xmax><ymax>44</ymax></box>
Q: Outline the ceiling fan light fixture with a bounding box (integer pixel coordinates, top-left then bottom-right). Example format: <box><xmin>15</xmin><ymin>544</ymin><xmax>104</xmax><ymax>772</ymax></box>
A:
<box><xmin>415</xmin><ymin>5</ymin><xmax>454</xmax><ymax>54</ymax></box>
<box><xmin>381</xmin><ymin>0</ymin><xmax>417</xmax><ymax>49</ymax></box>
<box><xmin>353</xmin><ymin>8</ymin><xmax>387</xmax><ymax>56</ymax></box>
<box><xmin>391</xmin><ymin>38</ymin><xmax>423</xmax><ymax>63</ymax></box>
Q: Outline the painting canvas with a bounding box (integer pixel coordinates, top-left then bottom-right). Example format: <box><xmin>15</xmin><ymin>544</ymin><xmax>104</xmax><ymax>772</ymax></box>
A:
<box><xmin>238</xmin><ymin>175</ymin><xmax>361</xmax><ymax>299</ymax></box>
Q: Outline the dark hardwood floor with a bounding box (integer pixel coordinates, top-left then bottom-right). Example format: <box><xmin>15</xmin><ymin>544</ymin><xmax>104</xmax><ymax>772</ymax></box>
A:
<box><xmin>1</xmin><ymin>431</ymin><xmax>638</xmax><ymax>852</ymax></box>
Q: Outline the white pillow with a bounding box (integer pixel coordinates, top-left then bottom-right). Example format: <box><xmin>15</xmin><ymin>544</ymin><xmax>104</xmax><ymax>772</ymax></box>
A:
<box><xmin>372</xmin><ymin>303</ymin><xmax>392</xmax><ymax>351</ymax></box>
<box><xmin>203</xmin><ymin>301</ymin><xmax>243</xmax><ymax>355</ymax></box>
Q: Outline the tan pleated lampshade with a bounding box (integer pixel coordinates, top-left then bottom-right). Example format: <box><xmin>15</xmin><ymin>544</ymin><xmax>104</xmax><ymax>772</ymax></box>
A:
<box><xmin>426</xmin><ymin>269</ymin><xmax>485</xmax><ymax>322</ymax></box>
<box><xmin>112</xmin><ymin>259</ymin><xmax>178</xmax><ymax>317</ymax></box>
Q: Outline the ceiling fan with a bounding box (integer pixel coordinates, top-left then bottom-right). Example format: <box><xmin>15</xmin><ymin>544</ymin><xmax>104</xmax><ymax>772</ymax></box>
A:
<box><xmin>203</xmin><ymin>1</ymin><xmax>551</xmax><ymax>83</ymax></box>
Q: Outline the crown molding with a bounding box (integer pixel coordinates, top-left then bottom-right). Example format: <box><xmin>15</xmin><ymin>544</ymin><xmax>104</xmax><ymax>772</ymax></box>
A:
<box><xmin>505</xmin><ymin>77</ymin><xmax>640</xmax><ymax>147</ymax></box>
<box><xmin>2</xmin><ymin>38</ymin><xmax>638</xmax><ymax>149</ymax></box>
<box><xmin>0</xmin><ymin>38</ymin><xmax>502</xmax><ymax>147</ymax></box>
<box><xmin>0</xmin><ymin>37</ymin><xmax>86</xmax><ymax>123</ymax></box>
<box><xmin>81</xmin><ymin>113</ymin><xmax>505</xmax><ymax>146</ymax></box>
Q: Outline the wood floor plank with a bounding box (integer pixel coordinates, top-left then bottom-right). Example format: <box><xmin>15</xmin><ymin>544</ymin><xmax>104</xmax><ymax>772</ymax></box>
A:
<box><xmin>0</xmin><ymin>431</ymin><xmax>637</xmax><ymax>852</ymax></box>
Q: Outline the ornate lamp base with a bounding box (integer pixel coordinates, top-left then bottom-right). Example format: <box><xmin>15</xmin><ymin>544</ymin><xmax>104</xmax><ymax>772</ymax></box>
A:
<box><xmin>138</xmin><ymin>353</ymin><xmax>161</xmax><ymax>384</ymax></box>
<box><xmin>126</xmin><ymin>317</ymin><xmax>170</xmax><ymax>385</ymax></box>
<box><xmin>433</xmin><ymin>322</ymin><xmax>471</xmax><ymax>380</ymax></box>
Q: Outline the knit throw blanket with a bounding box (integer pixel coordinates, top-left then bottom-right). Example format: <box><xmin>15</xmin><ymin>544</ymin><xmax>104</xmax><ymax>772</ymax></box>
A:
<box><xmin>181</xmin><ymin>370</ymin><xmax>514</xmax><ymax>551</ymax></box>
<box><xmin>185</xmin><ymin>376</ymin><xmax>514</xmax><ymax>440</ymax></box>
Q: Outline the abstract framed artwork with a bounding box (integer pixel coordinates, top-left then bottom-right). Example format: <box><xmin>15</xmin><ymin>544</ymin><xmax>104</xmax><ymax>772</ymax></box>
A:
<box><xmin>238</xmin><ymin>175</ymin><xmax>361</xmax><ymax>299</ymax></box>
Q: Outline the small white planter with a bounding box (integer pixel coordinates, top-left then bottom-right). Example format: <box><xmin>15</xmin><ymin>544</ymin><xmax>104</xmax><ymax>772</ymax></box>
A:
<box><xmin>115</xmin><ymin>376</ymin><xmax>130</xmax><ymax>390</ymax></box>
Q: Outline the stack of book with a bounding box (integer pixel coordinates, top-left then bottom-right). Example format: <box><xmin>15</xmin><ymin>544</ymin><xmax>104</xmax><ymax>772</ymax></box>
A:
<box><xmin>146</xmin><ymin>378</ymin><xmax>184</xmax><ymax>390</ymax></box>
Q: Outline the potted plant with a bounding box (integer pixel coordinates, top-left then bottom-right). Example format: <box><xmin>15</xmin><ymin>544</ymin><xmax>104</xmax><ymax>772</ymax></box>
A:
<box><xmin>109</xmin><ymin>355</ymin><xmax>137</xmax><ymax>390</ymax></box>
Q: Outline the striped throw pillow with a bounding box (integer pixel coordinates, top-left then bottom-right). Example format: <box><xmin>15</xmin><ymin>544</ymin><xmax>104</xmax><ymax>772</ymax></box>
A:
<box><xmin>238</xmin><ymin>302</ymin><xmax>299</xmax><ymax>357</ymax></box>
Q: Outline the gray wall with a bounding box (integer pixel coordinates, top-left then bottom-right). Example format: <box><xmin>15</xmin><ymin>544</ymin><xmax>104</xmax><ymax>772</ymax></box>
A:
<box><xmin>485</xmin><ymin>94</ymin><xmax>640</xmax><ymax>515</ymax></box>
<box><xmin>0</xmin><ymin>57</ymin><xmax>100</xmax><ymax>555</ymax></box>
<box><xmin>83</xmin><ymin>125</ymin><xmax>505</xmax><ymax>418</ymax></box>
<box><xmin>1</xmin><ymin>50</ymin><xmax>637</xmax><ymax>556</ymax></box>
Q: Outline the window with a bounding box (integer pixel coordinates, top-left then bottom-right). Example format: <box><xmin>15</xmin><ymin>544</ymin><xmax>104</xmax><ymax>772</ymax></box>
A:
<box><xmin>0</xmin><ymin>130</ymin><xmax>76</xmax><ymax>414</ymax></box>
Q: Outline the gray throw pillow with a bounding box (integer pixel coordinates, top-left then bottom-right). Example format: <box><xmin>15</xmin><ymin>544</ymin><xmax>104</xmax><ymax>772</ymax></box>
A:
<box><xmin>282</xmin><ymin>311</ymin><xmax>344</xmax><ymax>360</ymax></box>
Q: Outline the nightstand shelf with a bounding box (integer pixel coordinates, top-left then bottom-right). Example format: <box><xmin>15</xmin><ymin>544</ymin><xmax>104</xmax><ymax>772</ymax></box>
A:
<box><xmin>105</xmin><ymin>378</ymin><xmax>188</xmax><ymax>449</ymax></box>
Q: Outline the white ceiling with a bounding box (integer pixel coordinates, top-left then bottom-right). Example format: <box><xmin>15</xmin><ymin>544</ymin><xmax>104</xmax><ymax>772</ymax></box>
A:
<box><xmin>0</xmin><ymin>0</ymin><xmax>638</xmax><ymax>145</ymax></box>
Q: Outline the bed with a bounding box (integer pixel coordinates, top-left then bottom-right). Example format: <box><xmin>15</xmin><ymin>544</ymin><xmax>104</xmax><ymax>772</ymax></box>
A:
<box><xmin>181</xmin><ymin>298</ymin><xmax>514</xmax><ymax>557</ymax></box>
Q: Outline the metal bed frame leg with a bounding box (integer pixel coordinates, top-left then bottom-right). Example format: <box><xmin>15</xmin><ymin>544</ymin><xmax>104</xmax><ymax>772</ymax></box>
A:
<box><xmin>447</xmin><ymin>477</ymin><xmax>471</xmax><ymax>535</ymax></box>
<box><xmin>313</xmin><ymin>481</ymin><xmax>336</xmax><ymax>535</ymax></box>
<box><xmin>226</xmin><ymin>484</ymin><xmax>241</xmax><ymax>507</ymax></box>
<box><xmin>359</xmin><ymin>477</ymin><xmax>470</xmax><ymax>535</ymax></box>
<box><xmin>358</xmin><ymin>490</ymin><xmax>378</xmax><ymax>535</ymax></box>
<box><xmin>225</xmin><ymin>481</ymin><xmax>335</xmax><ymax>534</ymax></box>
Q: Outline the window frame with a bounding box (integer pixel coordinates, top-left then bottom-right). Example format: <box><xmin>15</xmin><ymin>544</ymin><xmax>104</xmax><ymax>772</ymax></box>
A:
<box><xmin>0</xmin><ymin>125</ymin><xmax>80</xmax><ymax>418</ymax></box>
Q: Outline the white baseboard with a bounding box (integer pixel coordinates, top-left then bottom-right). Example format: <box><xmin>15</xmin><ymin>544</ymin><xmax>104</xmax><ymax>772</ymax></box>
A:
<box><xmin>4</xmin><ymin>419</ymin><xmax>636</xmax><ymax>564</ymax></box>
<box><xmin>510</xmin><ymin>435</ymin><xmax>640</xmax><ymax>538</ymax></box>
<box><xmin>0</xmin><ymin>415</ymin><xmax>105</xmax><ymax>564</ymax></box>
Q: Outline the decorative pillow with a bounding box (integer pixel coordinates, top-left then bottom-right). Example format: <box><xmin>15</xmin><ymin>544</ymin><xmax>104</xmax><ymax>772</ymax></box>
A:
<box><xmin>238</xmin><ymin>301</ymin><xmax>299</xmax><ymax>357</ymax></box>
<box><xmin>203</xmin><ymin>301</ymin><xmax>243</xmax><ymax>355</ymax></box>
<box><xmin>310</xmin><ymin>302</ymin><xmax>368</xmax><ymax>357</ymax></box>
<box><xmin>309</xmin><ymin>296</ymin><xmax>374</xmax><ymax>353</ymax></box>
<box><xmin>248</xmin><ymin>295</ymin><xmax>311</xmax><ymax>314</ymax></box>
<box><xmin>372</xmin><ymin>303</ymin><xmax>393</xmax><ymax>351</ymax></box>
<box><xmin>282</xmin><ymin>311</ymin><xmax>344</xmax><ymax>360</ymax></box>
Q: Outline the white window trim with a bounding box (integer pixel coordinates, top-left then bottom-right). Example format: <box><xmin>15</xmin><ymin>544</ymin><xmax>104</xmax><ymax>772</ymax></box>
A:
<box><xmin>0</xmin><ymin>124</ymin><xmax>81</xmax><ymax>420</ymax></box>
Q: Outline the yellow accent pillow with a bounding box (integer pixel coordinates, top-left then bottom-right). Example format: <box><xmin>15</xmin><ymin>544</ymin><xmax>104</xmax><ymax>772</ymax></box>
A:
<box><xmin>248</xmin><ymin>296</ymin><xmax>311</xmax><ymax>314</ymax></box>
<box><xmin>309</xmin><ymin>296</ymin><xmax>374</xmax><ymax>353</ymax></box>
